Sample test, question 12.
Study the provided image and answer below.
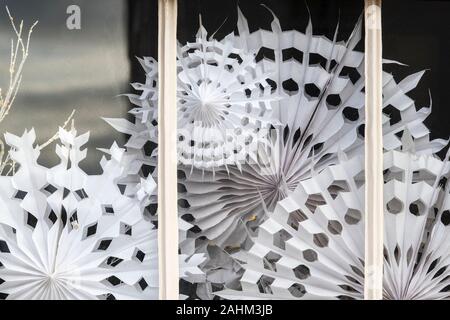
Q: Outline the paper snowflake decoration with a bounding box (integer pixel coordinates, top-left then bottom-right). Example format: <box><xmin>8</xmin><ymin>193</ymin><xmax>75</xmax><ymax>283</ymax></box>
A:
<box><xmin>104</xmin><ymin>56</ymin><xmax>158</xmax><ymax>161</ymax></box>
<box><xmin>177</xmin><ymin>25</ymin><xmax>277</xmax><ymax>169</ymax></box>
<box><xmin>178</xmin><ymin>9</ymin><xmax>446</xmax><ymax>249</ymax></box>
<box><xmin>103</xmin><ymin>56</ymin><xmax>158</xmax><ymax>201</ymax></box>
<box><xmin>234</xmin><ymin>8</ymin><xmax>444</xmax><ymax>155</ymax></box>
<box><xmin>0</xmin><ymin>128</ymin><xmax>205</xmax><ymax>300</ymax></box>
<box><xmin>101</xmin><ymin>6</ymin><xmax>449</xmax><ymax>301</ymax></box>
<box><xmin>0</xmin><ymin>128</ymin><xmax>158</xmax><ymax>299</ymax></box>
<box><xmin>218</xmin><ymin>146</ymin><xmax>450</xmax><ymax>300</ymax></box>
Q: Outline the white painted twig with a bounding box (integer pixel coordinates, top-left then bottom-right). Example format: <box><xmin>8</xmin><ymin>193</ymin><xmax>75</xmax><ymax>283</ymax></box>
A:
<box><xmin>364</xmin><ymin>0</ymin><xmax>384</xmax><ymax>300</ymax></box>
<box><xmin>157</xmin><ymin>0</ymin><xmax>179</xmax><ymax>300</ymax></box>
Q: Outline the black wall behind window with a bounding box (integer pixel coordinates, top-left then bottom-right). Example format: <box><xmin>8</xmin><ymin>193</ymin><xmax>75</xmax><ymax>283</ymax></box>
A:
<box><xmin>177</xmin><ymin>0</ymin><xmax>363</xmax><ymax>43</ymax></box>
<box><xmin>128</xmin><ymin>0</ymin><xmax>158</xmax><ymax>84</ymax></box>
<box><xmin>127</xmin><ymin>0</ymin><xmax>364</xmax><ymax>75</ymax></box>
<box><xmin>383</xmin><ymin>0</ymin><xmax>450</xmax><ymax>156</ymax></box>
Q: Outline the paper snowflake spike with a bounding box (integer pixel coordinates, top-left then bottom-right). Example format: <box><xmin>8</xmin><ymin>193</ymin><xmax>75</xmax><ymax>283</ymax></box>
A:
<box><xmin>217</xmin><ymin>149</ymin><xmax>450</xmax><ymax>300</ymax></box>
<box><xmin>104</xmin><ymin>56</ymin><xmax>158</xmax><ymax>159</ymax></box>
<box><xmin>0</xmin><ymin>128</ymin><xmax>159</xmax><ymax>300</ymax></box>
<box><xmin>178</xmin><ymin>7</ymin><xmax>447</xmax><ymax>250</ymax></box>
<box><xmin>103</xmin><ymin>56</ymin><xmax>158</xmax><ymax>193</ymax></box>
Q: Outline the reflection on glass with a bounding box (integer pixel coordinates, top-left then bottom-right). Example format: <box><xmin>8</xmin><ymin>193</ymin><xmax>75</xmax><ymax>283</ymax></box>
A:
<box><xmin>0</xmin><ymin>0</ymin><xmax>159</xmax><ymax>300</ymax></box>
<box><xmin>0</xmin><ymin>0</ymin><xmax>129</xmax><ymax>173</ymax></box>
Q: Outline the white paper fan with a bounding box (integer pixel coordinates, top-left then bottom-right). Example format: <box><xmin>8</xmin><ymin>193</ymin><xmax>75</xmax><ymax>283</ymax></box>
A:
<box><xmin>176</xmin><ymin>25</ymin><xmax>278</xmax><ymax>169</ymax></box>
<box><xmin>218</xmin><ymin>147</ymin><xmax>450</xmax><ymax>300</ymax></box>
<box><xmin>178</xmin><ymin>9</ymin><xmax>446</xmax><ymax>249</ymax></box>
<box><xmin>234</xmin><ymin>7</ymin><xmax>445</xmax><ymax>154</ymax></box>
<box><xmin>0</xmin><ymin>127</ymin><xmax>208</xmax><ymax>300</ymax></box>
<box><xmin>106</xmin><ymin>26</ymin><xmax>278</xmax><ymax>171</ymax></box>
<box><xmin>0</xmin><ymin>128</ymin><xmax>159</xmax><ymax>300</ymax></box>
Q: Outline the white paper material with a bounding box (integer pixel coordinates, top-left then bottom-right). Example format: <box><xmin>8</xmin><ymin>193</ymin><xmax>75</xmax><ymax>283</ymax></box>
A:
<box><xmin>103</xmin><ymin>57</ymin><xmax>158</xmax><ymax>207</ymax></box>
<box><xmin>99</xmin><ymin>7</ymin><xmax>448</xmax><ymax>299</ymax></box>
<box><xmin>176</xmin><ymin>25</ymin><xmax>278</xmax><ymax>169</ymax></box>
<box><xmin>178</xmin><ymin>9</ymin><xmax>446</xmax><ymax>253</ymax></box>
<box><xmin>0</xmin><ymin>128</ymin><xmax>157</xmax><ymax>299</ymax></box>
<box><xmin>0</xmin><ymin>128</ymin><xmax>204</xmax><ymax>300</ymax></box>
<box><xmin>218</xmin><ymin>146</ymin><xmax>450</xmax><ymax>300</ymax></box>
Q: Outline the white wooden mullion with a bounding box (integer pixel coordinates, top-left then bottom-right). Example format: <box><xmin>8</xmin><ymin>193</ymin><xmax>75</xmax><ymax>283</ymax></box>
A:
<box><xmin>157</xmin><ymin>0</ymin><xmax>179</xmax><ymax>300</ymax></box>
<box><xmin>364</xmin><ymin>0</ymin><xmax>384</xmax><ymax>300</ymax></box>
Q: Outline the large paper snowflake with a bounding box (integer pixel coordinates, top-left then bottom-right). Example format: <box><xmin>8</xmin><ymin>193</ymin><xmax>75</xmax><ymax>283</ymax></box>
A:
<box><xmin>178</xmin><ymin>9</ymin><xmax>446</xmax><ymax>249</ymax></box>
<box><xmin>218</xmin><ymin>146</ymin><xmax>450</xmax><ymax>300</ymax></box>
<box><xmin>234</xmin><ymin>8</ymin><xmax>443</xmax><ymax>154</ymax></box>
<box><xmin>0</xmin><ymin>128</ymin><xmax>157</xmax><ymax>299</ymax></box>
<box><xmin>106</xmin><ymin>25</ymin><xmax>278</xmax><ymax>170</ymax></box>
<box><xmin>177</xmin><ymin>25</ymin><xmax>277</xmax><ymax>169</ymax></box>
<box><xmin>0</xmin><ymin>128</ymin><xmax>204</xmax><ymax>300</ymax></box>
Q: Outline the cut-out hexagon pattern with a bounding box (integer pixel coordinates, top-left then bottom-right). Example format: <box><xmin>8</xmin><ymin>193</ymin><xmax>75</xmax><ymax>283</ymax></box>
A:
<box><xmin>218</xmin><ymin>149</ymin><xmax>450</xmax><ymax>299</ymax></box>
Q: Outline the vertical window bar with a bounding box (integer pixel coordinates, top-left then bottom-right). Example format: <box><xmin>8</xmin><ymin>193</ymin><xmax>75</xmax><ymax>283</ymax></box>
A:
<box><xmin>157</xmin><ymin>0</ymin><xmax>179</xmax><ymax>300</ymax></box>
<box><xmin>364</xmin><ymin>0</ymin><xmax>384</xmax><ymax>300</ymax></box>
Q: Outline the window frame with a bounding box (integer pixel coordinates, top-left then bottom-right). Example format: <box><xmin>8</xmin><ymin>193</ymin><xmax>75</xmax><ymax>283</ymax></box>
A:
<box><xmin>156</xmin><ymin>0</ymin><xmax>384</xmax><ymax>300</ymax></box>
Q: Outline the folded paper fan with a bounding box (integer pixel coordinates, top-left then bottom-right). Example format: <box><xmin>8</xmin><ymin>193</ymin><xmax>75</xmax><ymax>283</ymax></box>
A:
<box><xmin>0</xmin><ymin>128</ymin><xmax>158</xmax><ymax>299</ymax></box>
<box><xmin>176</xmin><ymin>25</ymin><xmax>278</xmax><ymax>169</ymax></box>
<box><xmin>0</xmin><ymin>128</ymin><xmax>205</xmax><ymax>300</ymax></box>
<box><xmin>218</xmin><ymin>147</ymin><xmax>450</xmax><ymax>300</ymax></box>
<box><xmin>106</xmin><ymin>25</ymin><xmax>278</xmax><ymax>171</ymax></box>
<box><xmin>234</xmin><ymin>7</ymin><xmax>444</xmax><ymax>155</ymax></box>
<box><xmin>178</xmin><ymin>8</ymin><xmax>446</xmax><ymax>250</ymax></box>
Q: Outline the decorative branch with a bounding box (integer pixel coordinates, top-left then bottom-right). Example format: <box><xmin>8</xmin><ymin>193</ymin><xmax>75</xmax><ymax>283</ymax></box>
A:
<box><xmin>0</xmin><ymin>8</ymin><xmax>75</xmax><ymax>175</ymax></box>
<box><xmin>0</xmin><ymin>7</ymin><xmax>37</xmax><ymax>174</ymax></box>
<box><xmin>0</xmin><ymin>6</ymin><xmax>38</xmax><ymax>123</ymax></box>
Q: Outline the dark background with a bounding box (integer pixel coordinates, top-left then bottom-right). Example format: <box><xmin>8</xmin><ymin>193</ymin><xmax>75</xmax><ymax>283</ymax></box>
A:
<box><xmin>128</xmin><ymin>0</ymin><xmax>158</xmax><ymax>84</ymax></box>
<box><xmin>0</xmin><ymin>0</ymin><xmax>130</xmax><ymax>173</ymax></box>
<box><xmin>176</xmin><ymin>0</ymin><xmax>363</xmax><ymax>43</ymax></box>
<box><xmin>383</xmin><ymin>0</ymin><xmax>450</xmax><ymax>156</ymax></box>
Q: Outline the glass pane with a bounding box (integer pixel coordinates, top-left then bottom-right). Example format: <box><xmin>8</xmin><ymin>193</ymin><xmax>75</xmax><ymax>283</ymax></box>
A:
<box><xmin>176</xmin><ymin>0</ymin><xmax>366</xmax><ymax>300</ymax></box>
<box><xmin>382</xmin><ymin>0</ymin><xmax>450</xmax><ymax>300</ymax></box>
<box><xmin>0</xmin><ymin>1</ymin><xmax>129</xmax><ymax>173</ymax></box>
<box><xmin>0</xmin><ymin>0</ymin><xmax>158</xmax><ymax>300</ymax></box>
